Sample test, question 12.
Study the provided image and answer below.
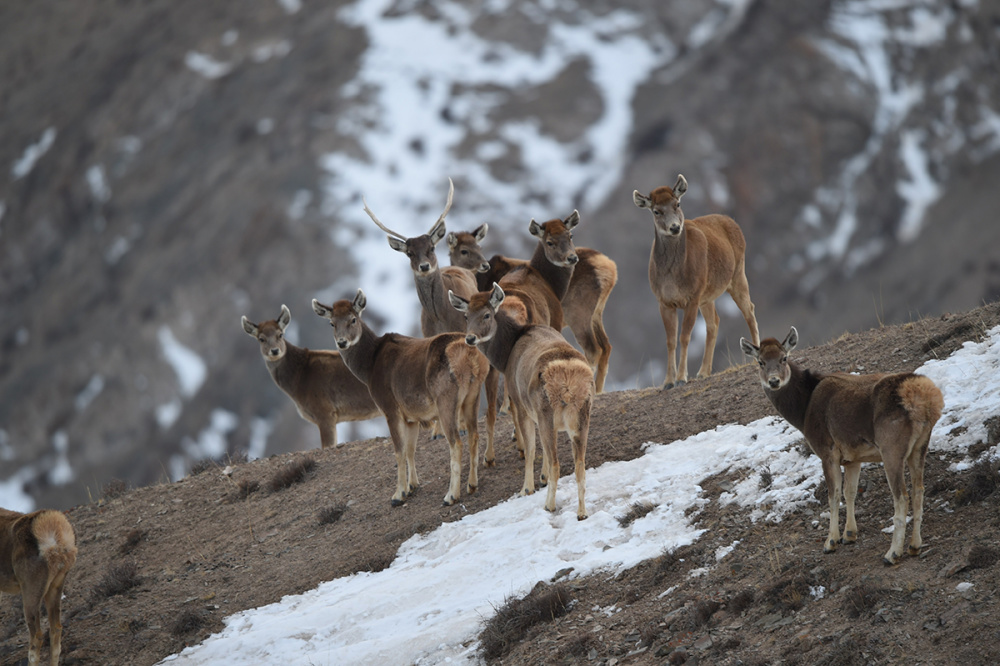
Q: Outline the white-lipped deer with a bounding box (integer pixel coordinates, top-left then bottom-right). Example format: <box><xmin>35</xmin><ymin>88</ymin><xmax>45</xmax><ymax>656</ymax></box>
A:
<box><xmin>242</xmin><ymin>305</ymin><xmax>381</xmax><ymax>450</ymax></box>
<box><xmin>741</xmin><ymin>327</ymin><xmax>944</xmax><ymax>565</ymax></box>
<box><xmin>363</xmin><ymin>180</ymin><xmax>498</xmax><ymax>463</ymax></box>
<box><xmin>312</xmin><ymin>290</ymin><xmax>490</xmax><ymax>507</ymax></box>
<box><xmin>450</xmin><ymin>284</ymin><xmax>594</xmax><ymax>520</ymax></box>
<box><xmin>634</xmin><ymin>174</ymin><xmax>759</xmax><ymax>389</ymax></box>
<box><xmin>1</xmin><ymin>508</ymin><xmax>76</xmax><ymax>666</ymax></box>
<box><xmin>451</xmin><ymin>212</ymin><xmax>618</xmax><ymax>393</ymax></box>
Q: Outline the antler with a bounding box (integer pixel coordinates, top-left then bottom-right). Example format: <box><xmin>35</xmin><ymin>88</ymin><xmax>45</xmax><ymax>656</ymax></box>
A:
<box><xmin>362</xmin><ymin>195</ymin><xmax>406</xmax><ymax>240</ymax></box>
<box><xmin>431</xmin><ymin>177</ymin><xmax>455</xmax><ymax>232</ymax></box>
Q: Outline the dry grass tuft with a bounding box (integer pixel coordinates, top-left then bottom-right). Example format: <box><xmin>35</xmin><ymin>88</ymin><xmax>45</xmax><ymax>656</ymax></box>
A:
<box><xmin>318</xmin><ymin>504</ymin><xmax>348</xmax><ymax>525</ymax></box>
<box><xmin>955</xmin><ymin>459</ymin><xmax>998</xmax><ymax>506</ymax></box>
<box><xmin>101</xmin><ymin>478</ymin><xmax>130</xmax><ymax>501</ymax></box>
<box><xmin>268</xmin><ymin>457</ymin><xmax>317</xmax><ymax>492</ymax></box>
<box><xmin>479</xmin><ymin>583</ymin><xmax>571</xmax><ymax>661</ymax></box>
<box><xmin>91</xmin><ymin>559</ymin><xmax>141</xmax><ymax>601</ymax></box>
<box><xmin>119</xmin><ymin>528</ymin><xmax>145</xmax><ymax>555</ymax></box>
<box><xmin>968</xmin><ymin>544</ymin><xmax>1000</xmax><ymax>570</ymax></box>
<box><xmin>171</xmin><ymin>609</ymin><xmax>206</xmax><ymax>635</ymax></box>
<box><xmin>237</xmin><ymin>478</ymin><xmax>261</xmax><ymax>498</ymax></box>
<box><xmin>843</xmin><ymin>578</ymin><xmax>885</xmax><ymax>618</ymax></box>
<box><xmin>617</xmin><ymin>501</ymin><xmax>656</xmax><ymax>527</ymax></box>
<box><xmin>728</xmin><ymin>588</ymin><xmax>756</xmax><ymax>616</ymax></box>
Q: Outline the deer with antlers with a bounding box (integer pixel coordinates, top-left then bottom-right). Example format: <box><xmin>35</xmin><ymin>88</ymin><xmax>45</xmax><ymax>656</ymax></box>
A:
<box><xmin>1</xmin><ymin>508</ymin><xmax>77</xmax><ymax>666</ymax></box>
<box><xmin>363</xmin><ymin>180</ymin><xmax>499</xmax><ymax>464</ymax></box>
<box><xmin>450</xmin><ymin>214</ymin><xmax>618</xmax><ymax>393</ymax></box>
<box><xmin>741</xmin><ymin>327</ymin><xmax>944</xmax><ymax>564</ymax></box>
<box><xmin>242</xmin><ymin>304</ymin><xmax>381</xmax><ymax>450</ymax></box>
<box><xmin>634</xmin><ymin>174</ymin><xmax>759</xmax><ymax>389</ymax></box>
<box><xmin>450</xmin><ymin>284</ymin><xmax>594</xmax><ymax>520</ymax></box>
<box><xmin>313</xmin><ymin>290</ymin><xmax>490</xmax><ymax>507</ymax></box>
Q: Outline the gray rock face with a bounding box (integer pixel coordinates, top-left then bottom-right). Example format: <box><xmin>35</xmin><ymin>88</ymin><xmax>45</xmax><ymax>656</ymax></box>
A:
<box><xmin>1</xmin><ymin>0</ymin><xmax>998</xmax><ymax>509</ymax></box>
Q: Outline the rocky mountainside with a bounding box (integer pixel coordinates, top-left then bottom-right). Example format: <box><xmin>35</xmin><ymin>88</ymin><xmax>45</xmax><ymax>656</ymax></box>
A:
<box><xmin>1</xmin><ymin>0</ymin><xmax>999</xmax><ymax>511</ymax></box>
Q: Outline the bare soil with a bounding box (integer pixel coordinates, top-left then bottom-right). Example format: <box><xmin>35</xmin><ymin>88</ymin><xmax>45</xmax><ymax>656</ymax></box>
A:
<box><xmin>2</xmin><ymin>302</ymin><xmax>1000</xmax><ymax>666</ymax></box>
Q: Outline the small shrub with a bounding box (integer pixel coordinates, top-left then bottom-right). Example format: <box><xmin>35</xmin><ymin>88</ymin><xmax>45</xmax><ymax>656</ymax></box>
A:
<box><xmin>728</xmin><ymin>588</ymin><xmax>756</xmax><ymax>616</ymax></box>
<box><xmin>955</xmin><ymin>459</ymin><xmax>998</xmax><ymax>506</ymax></box>
<box><xmin>691</xmin><ymin>599</ymin><xmax>721</xmax><ymax>628</ymax></box>
<box><xmin>190</xmin><ymin>459</ymin><xmax>215</xmax><ymax>475</ymax></box>
<box><xmin>268</xmin><ymin>457</ymin><xmax>317</xmax><ymax>492</ymax></box>
<box><xmin>118</xmin><ymin>528</ymin><xmax>145</xmax><ymax>555</ymax></box>
<box><xmin>479</xmin><ymin>583</ymin><xmax>570</xmax><ymax>661</ymax></box>
<box><xmin>118</xmin><ymin>617</ymin><xmax>146</xmax><ymax>636</ymax></box>
<box><xmin>617</xmin><ymin>501</ymin><xmax>656</xmax><ymax>528</ymax></box>
<box><xmin>360</xmin><ymin>552</ymin><xmax>394</xmax><ymax>574</ymax></box>
<box><xmin>762</xmin><ymin>574</ymin><xmax>812</xmax><ymax>612</ymax></box>
<box><xmin>758</xmin><ymin>467</ymin><xmax>773</xmax><ymax>490</ymax></box>
<box><xmin>237</xmin><ymin>479</ymin><xmax>260</xmax><ymax>499</ymax></box>
<box><xmin>968</xmin><ymin>544</ymin><xmax>1000</xmax><ymax>569</ymax></box>
<box><xmin>318</xmin><ymin>504</ymin><xmax>348</xmax><ymax>525</ymax></box>
<box><xmin>101</xmin><ymin>478</ymin><xmax>129</xmax><ymax>501</ymax></box>
<box><xmin>171</xmin><ymin>609</ymin><xmax>206</xmax><ymax>635</ymax></box>
<box><xmin>91</xmin><ymin>559</ymin><xmax>141</xmax><ymax>600</ymax></box>
<box><xmin>843</xmin><ymin>580</ymin><xmax>884</xmax><ymax>618</ymax></box>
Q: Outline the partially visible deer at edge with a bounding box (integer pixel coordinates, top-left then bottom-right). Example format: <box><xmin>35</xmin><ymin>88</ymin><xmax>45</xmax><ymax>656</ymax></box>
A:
<box><xmin>242</xmin><ymin>304</ymin><xmax>381</xmax><ymax>450</ymax></box>
<box><xmin>634</xmin><ymin>174</ymin><xmax>758</xmax><ymax>389</ymax></box>
<box><xmin>363</xmin><ymin>179</ymin><xmax>498</xmax><ymax>463</ymax></box>
<box><xmin>1</xmin><ymin>508</ymin><xmax>77</xmax><ymax>666</ymax></box>
<box><xmin>313</xmin><ymin>290</ymin><xmax>490</xmax><ymax>507</ymax></box>
<box><xmin>450</xmin><ymin>283</ymin><xmax>594</xmax><ymax>520</ymax></box>
<box><xmin>450</xmin><ymin>211</ymin><xmax>618</xmax><ymax>393</ymax></box>
<box><xmin>741</xmin><ymin>327</ymin><xmax>944</xmax><ymax>565</ymax></box>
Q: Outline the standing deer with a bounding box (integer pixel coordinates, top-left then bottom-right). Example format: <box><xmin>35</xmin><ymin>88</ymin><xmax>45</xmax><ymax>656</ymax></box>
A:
<box><xmin>363</xmin><ymin>180</ymin><xmax>498</xmax><ymax>464</ymax></box>
<box><xmin>634</xmin><ymin>174</ymin><xmax>759</xmax><ymax>389</ymax></box>
<box><xmin>1</xmin><ymin>508</ymin><xmax>77</xmax><ymax>666</ymax></box>
<box><xmin>450</xmin><ymin>284</ymin><xmax>594</xmax><ymax>520</ymax></box>
<box><xmin>312</xmin><ymin>290</ymin><xmax>490</xmax><ymax>507</ymax></box>
<box><xmin>741</xmin><ymin>327</ymin><xmax>944</xmax><ymax>565</ymax></box>
<box><xmin>242</xmin><ymin>305</ymin><xmax>381</xmax><ymax>450</ymax></box>
<box><xmin>451</xmin><ymin>214</ymin><xmax>618</xmax><ymax>393</ymax></box>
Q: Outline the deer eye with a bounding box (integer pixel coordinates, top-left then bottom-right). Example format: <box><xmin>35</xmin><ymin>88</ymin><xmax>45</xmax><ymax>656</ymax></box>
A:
<box><xmin>351</xmin><ymin>317</ymin><xmax>357</xmax><ymax>325</ymax></box>
<box><xmin>259</xmin><ymin>336</ymin><xmax>265</xmax><ymax>343</ymax></box>
<box><xmin>780</xmin><ymin>356</ymin><xmax>787</xmax><ymax>364</ymax></box>
<box><xmin>277</xmin><ymin>332</ymin><xmax>283</xmax><ymax>339</ymax></box>
<box><xmin>758</xmin><ymin>360</ymin><xmax>765</xmax><ymax>367</ymax></box>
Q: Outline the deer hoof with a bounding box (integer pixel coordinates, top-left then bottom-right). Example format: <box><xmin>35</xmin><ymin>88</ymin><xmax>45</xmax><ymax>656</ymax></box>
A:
<box><xmin>443</xmin><ymin>496</ymin><xmax>456</xmax><ymax>506</ymax></box>
<box><xmin>467</xmin><ymin>484</ymin><xmax>477</xmax><ymax>495</ymax></box>
<box><xmin>577</xmin><ymin>512</ymin><xmax>589</xmax><ymax>521</ymax></box>
<box><xmin>391</xmin><ymin>498</ymin><xmax>406</xmax><ymax>507</ymax></box>
<box><xmin>840</xmin><ymin>531</ymin><xmax>857</xmax><ymax>544</ymax></box>
<box><xmin>661</xmin><ymin>382</ymin><xmax>675</xmax><ymax>390</ymax></box>
<box><xmin>823</xmin><ymin>539</ymin><xmax>838</xmax><ymax>554</ymax></box>
<box><xmin>883</xmin><ymin>553</ymin><xmax>900</xmax><ymax>566</ymax></box>
<box><xmin>908</xmin><ymin>545</ymin><xmax>921</xmax><ymax>556</ymax></box>
<box><xmin>520</xmin><ymin>487</ymin><xmax>534</xmax><ymax>497</ymax></box>
<box><xmin>484</xmin><ymin>458</ymin><xmax>496</xmax><ymax>468</ymax></box>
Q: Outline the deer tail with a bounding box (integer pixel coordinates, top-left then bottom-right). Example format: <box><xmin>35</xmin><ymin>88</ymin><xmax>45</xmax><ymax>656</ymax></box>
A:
<box><xmin>898</xmin><ymin>375</ymin><xmax>944</xmax><ymax>426</ymax></box>
<box><xmin>541</xmin><ymin>359</ymin><xmax>594</xmax><ymax>411</ymax></box>
<box><xmin>32</xmin><ymin>511</ymin><xmax>78</xmax><ymax>584</ymax></box>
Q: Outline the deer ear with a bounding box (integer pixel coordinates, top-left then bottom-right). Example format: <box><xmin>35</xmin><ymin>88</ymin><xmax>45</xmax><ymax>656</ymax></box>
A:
<box><xmin>445</xmin><ymin>232</ymin><xmax>458</xmax><ymax>249</ymax></box>
<box><xmin>528</xmin><ymin>219</ymin><xmax>544</xmax><ymax>239</ymax></box>
<box><xmin>278</xmin><ymin>304</ymin><xmax>291</xmax><ymax>330</ymax></box>
<box><xmin>633</xmin><ymin>190</ymin><xmax>651</xmax><ymax>209</ymax></box>
<box><xmin>242</xmin><ymin>316</ymin><xmax>259</xmax><ymax>337</ymax></box>
<box><xmin>429</xmin><ymin>219</ymin><xmax>447</xmax><ymax>245</ymax></box>
<box><xmin>311</xmin><ymin>299</ymin><xmax>331</xmax><ymax>319</ymax></box>
<box><xmin>673</xmin><ymin>174</ymin><xmax>688</xmax><ymax>200</ymax></box>
<box><xmin>448</xmin><ymin>290</ymin><xmax>468</xmax><ymax>312</ymax></box>
<box><xmin>564</xmin><ymin>210</ymin><xmax>580</xmax><ymax>230</ymax></box>
<box><xmin>489</xmin><ymin>282</ymin><xmax>505</xmax><ymax>309</ymax></box>
<box><xmin>473</xmin><ymin>223</ymin><xmax>488</xmax><ymax>242</ymax></box>
<box><xmin>783</xmin><ymin>326</ymin><xmax>798</xmax><ymax>352</ymax></box>
<box><xmin>740</xmin><ymin>337</ymin><xmax>759</xmax><ymax>360</ymax></box>
<box><xmin>353</xmin><ymin>289</ymin><xmax>367</xmax><ymax>314</ymax></box>
<box><xmin>387</xmin><ymin>236</ymin><xmax>407</xmax><ymax>253</ymax></box>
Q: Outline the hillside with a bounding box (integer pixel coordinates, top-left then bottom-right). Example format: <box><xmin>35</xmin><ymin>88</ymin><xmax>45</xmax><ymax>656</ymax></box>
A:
<box><xmin>1</xmin><ymin>302</ymin><xmax>998</xmax><ymax>665</ymax></box>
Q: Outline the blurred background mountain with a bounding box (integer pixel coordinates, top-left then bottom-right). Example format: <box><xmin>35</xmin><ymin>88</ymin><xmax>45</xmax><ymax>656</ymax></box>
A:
<box><xmin>2</xmin><ymin>0</ymin><xmax>998</xmax><ymax>511</ymax></box>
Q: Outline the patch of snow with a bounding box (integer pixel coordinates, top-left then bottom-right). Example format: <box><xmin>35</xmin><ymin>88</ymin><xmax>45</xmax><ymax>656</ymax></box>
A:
<box><xmin>251</xmin><ymin>40</ymin><xmax>292</xmax><ymax>63</ymax></box>
<box><xmin>157</xmin><ymin>399</ymin><xmax>183</xmax><ymax>430</ymax></box>
<box><xmin>86</xmin><ymin>164</ymin><xmax>112</xmax><ymax>203</ymax></box>
<box><xmin>0</xmin><ymin>468</ymin><xmax>35</xmax><ymax>514</ymax></box>
<box><xmin>105</xmin><ymin>236</ymin><xmax>131</xmax><ymax>265</ymax></box>
<box><xmin>183</xmin><ymin>409</ymin><xmax>239</xmax><ymax>461</ymax></box>
<box><xmin>185</xmin><ymin>52</ymin><xmax>234</xmax><ymax>79</ymax></box>
<box><xmin>158</xmin><ymin>326</ymin><xmax>207</xmax><ymax>399</ymax></box>
<box><xmin>15</xmin><ymin>327</ymin><xmax>29</xmax><ymax>346</ymax></box>
<box><xmin>11</xmin><ymin>127</ymin><xmax>56</xmax><ymax>180</ymax></box>
<box><xmin>222</xmin><ymin>30</ymin><xmax>239</xmax><ymax>46</ymax></box>
<box><xmin>896</xmin><ymin>129</ymin><xmax>941</xmax><ymax>243</ymax></box>
<box><xmin>48</xmin><ymin>430</ymin><xmax>75</xmax><ymax>486</ymax></box>
<box><xmin>277</xmin><ymin>0</ymin><xmax>301</xmax><ymax>14</ymax></box>
<box><xmin>256</xmin><ymin>117</ymin><xmax>275</xmax><ymax>135</ymax></box>
<box><xmin>0</xmin><ymin>430</ymin><xmax>14</xmax><ymax>461</ymax></box>
<box><xmin>287</xmin><ymin>189</ymin><xmax>312</xmax><ymax>220</ymax></box>
<box><xmin>75</xmin><ymin>374</ymin><xmax>105</xmax><ymax>412</ymax></box>
<box><xmin>248</xmin><ymin>417</ymin><xmax>272</xmax><ymax>460</ymax></box>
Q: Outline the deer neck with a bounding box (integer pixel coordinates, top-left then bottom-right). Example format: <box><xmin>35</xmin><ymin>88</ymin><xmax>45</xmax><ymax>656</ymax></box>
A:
<box><xmin>479</xmin><ymin>309</ymin><xmax>526</xmax><ymax>374</ymax></box>
<box><xmin>529</xmin><ymin>244</ymin><xmax>573</xmax><ymax>301</ymax></box>
<box><xmin>265</xmin><ymin>342</ymin><xmax>306</xmax><ymax>389</ymax></box>
<box><xmin>651</xmin><ymin>228</ymin><xmax>689</xmax><ymax>276</ymax></box>
<box><xmin>764</xmin><ymin>361</ymin><xmax>823</xmax><ymax>433</ymax></box>
<box><xmin>413</xmin><ymin>271</ymin><xmax>454</xmax><ymax>332</ymax></box>
<box><xmin>338</xmin><ymin>321</ymin><xmax>381</xmax><ymax>386</ymax></box>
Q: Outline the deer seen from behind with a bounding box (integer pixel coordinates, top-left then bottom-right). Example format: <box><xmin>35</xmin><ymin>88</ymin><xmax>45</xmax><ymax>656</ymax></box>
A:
<box><xmin>450</xmin><ymin>283</ymin><xmax>594</xmax><ymax>520</ymax></box>
<box><xmin>634</xmin><ymin>174</ymin><xmax>759</xmax><ymax>389</ymax></box>
<box><xmin>242</xmin><ymin>305</ymin><xmax>381</xmax><ymax>450</ymax></box>
<box><xmin>451</xmin><ymin>211</ymin><xmax>618</xmax><ymax>393</ymax></box>
<box><xmin>741</xmin><ymin>327</ymin><xmax>944</xmax><ymax>565</ymax></box>
<box><xmin>312</xmin><ymin>290</ymin><xmax>490</xmax><ymax>507</ymax></box>
<box><xmin>1</xmin><ymin>508</ymin><xmax>77</xmax><ymax>666</ymax></box>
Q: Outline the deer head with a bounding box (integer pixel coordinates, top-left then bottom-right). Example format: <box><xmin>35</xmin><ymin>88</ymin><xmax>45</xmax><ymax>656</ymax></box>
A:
<box><xmin>633</xmin><ymin>174</ymin><xmax>688</xmax><ymax>237</ymax></box>
<box><xmin>527</xmin><ymin>210</ymin><xmax>580</xmax><ymax>267</ymax></box>
<box><xmin>312</xmin><ymin>290</ymin><xmax>367</xmax><ymax>350</ymax></box>
<box><xmin>363</xmin><ymin>179</ymin><xmax>454</xmax><ymax>275</ymax></box>
<box><xmin>449</xmin><ymin>283</ymin><xmax>505</xmax><ymax>346</ymax></box>
<box><xmin>446</xmin><ymin>223</ymin><xmax>491</xmax><ymax>273</ymax></box>
<box><xmin>242</xmin><ymin>304</ymin><xmax>292</xmax><ymax>361</ymax></box>
<box><xmin>741</xmin><ymin>326</ymin><xmax>798</xmax><ymax>390</ymax></box>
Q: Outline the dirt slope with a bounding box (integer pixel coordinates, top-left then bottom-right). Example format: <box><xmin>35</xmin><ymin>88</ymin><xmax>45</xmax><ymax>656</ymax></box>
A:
<box><xmin>1</xmin><ymin>301</ymin><xmax>999</xmax><ymax>666</ymax></box>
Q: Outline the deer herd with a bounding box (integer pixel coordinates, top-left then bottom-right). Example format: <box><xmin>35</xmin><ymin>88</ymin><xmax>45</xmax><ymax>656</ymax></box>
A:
<box><xmin>4</xmin><ymin>175</ymin><xmax>945</xmax><ymax>665</ymax></box>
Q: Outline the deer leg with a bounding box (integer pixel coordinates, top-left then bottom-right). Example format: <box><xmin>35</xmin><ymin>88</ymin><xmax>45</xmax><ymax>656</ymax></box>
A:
<box><xmin>907</xmin><ymin>427</ymin><xmax>931</xmax><ymax>555</ymax></box>
<box><xmin>842</xmin><ymin>462</ymin><xmax>861</xmax><ymax>544</ymax></box>
<box><xmin>881</xmin><ymin>454</ymin><xmax>909</xmax><ymax>565</ymax></box>
<box><xmin>509</xmin><ymin>400</ymin><xmax>525</xmax><ymax>457</ymax></box>
<box><xmin>518</xmin><ymin>416</ymin><xmax>538</xmax><ymax>497</ymax></box>
<box><xmin>572</xmin><ymin>408</ymin><xmax>591</xmax><ymax>521</ymax></box>
<box><xmin>697</xmin><ymin>301</ymin><xmax>720</xmax><ymax>379</ymax></box>
<box><xmin>658</xmin><ymin>302</ymin><xmax>679</xmax><ymax>389</ymax></box>
<box><xmin>440</xmin><ymin>413</ymin><xmax>464</xmax><ymax>507</ymax></box>
<box><xmin>539</xmin><ymin>416</ymin><xmax>559</xmax><ymax>512</ymax></box>
<box><xmin>821</xmin><ymin>458</ymin><xmax>843</xmax><ymax>553</ymax></box>
<box><xmin>20</xmin><ymin>589</ymin><xmax>43</xmax><ymax>666</ymax></box>
<box><xmin>403</xmin><ymin>421</ymin><xmax>420</xmax><ymax>496</ymax></box>
<box><xmin>728</xmin><ymin>261</ymin><xmax>759</xmax><ymax>346</ymax></box>
<box><xmin>319</xmin><ymin>422</ymin><xmax>338</xmax><ymax>450</ymax></box>
<box><xmin>592</xmin><ymin>312</ymin><xmax>612</xmax><ymax>395</ymax></box>
<box><xmin>386</xmin><ymin>418</ymin><xmax>409</xmax><ymax>506</ymax></box>
<box><xmin>483</xmin><ymin>366</ymin><xmax>499</xmax><ymax>467</ymax></box>
<box><xmin>676</xmin><ymin>305</ymin><xmax>700</xmax><ymax>385</ymax></box>
<box><xmin>44</xmin><ymin>578</ymin><xmax>65</xmax><ymax>666</ymax></box>
<box><xmin>462</xmin><ymin>387</ymin><xmax>481</xmax><ymax>496</ymax></box>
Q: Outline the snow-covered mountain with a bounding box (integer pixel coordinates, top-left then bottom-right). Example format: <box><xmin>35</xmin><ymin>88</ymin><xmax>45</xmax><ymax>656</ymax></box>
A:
<box><xmin>2</xmin><ymin>0</ymin><xmax>999</xmax><ymax>510</ymax></box>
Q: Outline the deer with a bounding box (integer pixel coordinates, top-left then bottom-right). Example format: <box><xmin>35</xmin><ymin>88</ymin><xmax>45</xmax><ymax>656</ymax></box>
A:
<box><xmin>312</xmin><ymin>289</ymin><xmax>490</xmax><ymax>507</ymax></box>
<box><xmin>450</xmin><ymin>283</ymin><xmax>594</xmax><ymax>520</ymax></box>
<box><xmin>740</xmin><ymin>327</ymin><xmax>944</xmax><ymax>565</ymax></box>
<box><xmin>1</xmin><ymin>508</ymin><xmax>77</xmax><ymax>666</ymax></box>
<box><xmin>633</xmin><ymin>174</ymin><xmax>759</xmax><ymax>389</ymax></box>
<box><xmin>363</xmin><ymin>180</ymin><xmax>498</xmax><ymax>464</ymax></box>
<box><xmin>241</xmin><ymin>304</ymin><xmax>381</xmax><ymax>450</ymax></box>
<box><xmin>450</xmin><ymin>213</ymin><xmax>618</xmax><ymax>393</ymax></box>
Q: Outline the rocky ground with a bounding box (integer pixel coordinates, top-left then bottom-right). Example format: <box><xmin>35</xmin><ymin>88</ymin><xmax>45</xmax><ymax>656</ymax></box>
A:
<box><xmin>1</xmin><ymin>302</ymin><xmax>999</xmax><ymax>665</ymax></box>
